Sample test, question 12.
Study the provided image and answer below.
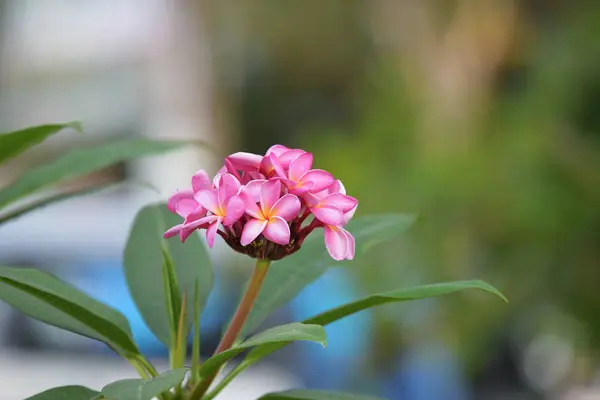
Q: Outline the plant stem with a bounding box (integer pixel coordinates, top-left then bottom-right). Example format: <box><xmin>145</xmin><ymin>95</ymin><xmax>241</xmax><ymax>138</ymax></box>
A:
<box><xmin>189</xmin><ymin>258</ymin><xmax>270</xmax><ymax>400</ymax></box>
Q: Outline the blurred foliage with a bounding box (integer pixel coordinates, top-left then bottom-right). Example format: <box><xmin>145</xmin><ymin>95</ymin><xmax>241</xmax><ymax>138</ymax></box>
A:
<box><xmin>209</xmin><ymin>0</ymin><xmax>600</xmax><ymax>385</ymax></box>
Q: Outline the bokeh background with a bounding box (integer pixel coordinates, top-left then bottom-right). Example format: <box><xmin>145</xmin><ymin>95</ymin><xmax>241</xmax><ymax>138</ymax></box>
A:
<box><xmin>1</xmin><ymin>1</ymin><xmax>600</xmax><ymax>399</ymax></box>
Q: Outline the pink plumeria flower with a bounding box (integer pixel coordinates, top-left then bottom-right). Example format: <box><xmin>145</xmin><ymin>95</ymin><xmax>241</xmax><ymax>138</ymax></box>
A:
<box><xmin>303</xmin><ymin>179</ymin><xmax>357</xmax><ymax>226</ymax></box>
<box><xmin>179</xmin><ymin>174</ymin><xmax>246</xmax><ymax>247</ymax></box>
<box><xmin>240</xmin><ymin>180</ymin><xmax>301</xmax><ymax>246</ymax></box>
<box><xmin>164</xmin><ymin>170</ymin><xmax>213</xmax><ymax>240</ymax></box>
<box><xmin>276</xmin><ymin>152</ymin><xmax>334</xmax><ymax>195</ymax></box>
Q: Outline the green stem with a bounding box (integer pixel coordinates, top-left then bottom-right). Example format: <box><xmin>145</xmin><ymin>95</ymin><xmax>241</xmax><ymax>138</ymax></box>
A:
<box><xmin>191</xmin><ymin>280</ymin><xmax>201</xmax><ymax>384</ymax></box>
<box><xmin>189</xmin><ymin>258</ymin><xmax>270</xmax><ymax>400</ymax></box>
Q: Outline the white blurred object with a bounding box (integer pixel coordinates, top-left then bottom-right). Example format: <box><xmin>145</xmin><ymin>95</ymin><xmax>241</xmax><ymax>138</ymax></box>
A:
<box><xmin>522</xmin><ymin>334</ymin><xmax>574</xmax><ymax>393</ymax></box>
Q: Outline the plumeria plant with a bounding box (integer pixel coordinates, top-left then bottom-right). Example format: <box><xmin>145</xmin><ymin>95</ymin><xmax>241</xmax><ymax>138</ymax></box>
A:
<box><xmin>0</xmin><ymin>125</ymin><xmax>506</xmax><ymax>400</ymax></box>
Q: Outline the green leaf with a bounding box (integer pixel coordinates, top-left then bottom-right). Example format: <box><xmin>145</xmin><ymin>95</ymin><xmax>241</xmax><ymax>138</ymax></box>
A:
<box><xmin>0</xmin><ymin>182</ymin><xmax>119</xmax><ymax>226</ymax></box>
<box><xmin>0</xmin><ymin>121</ymin><xmax>82</xmax><ymax>165</ymax></box>
<box><xmin>0</xmin><ymin>137</ymin><xmax>187</xmax><ymax>209</ymax></box>
<box><xmin>0</xmin><ymin>267</ymin><xmax>139</xmax><ymax>356</ymax></box>
<box><xmin>199</xmin><ymin>323</ymin><xmax>326</xmax><ymax>378</ymax></box>
<box><xmin>304</xmin><ymin>280</ymin><xmax>507</xmax><ymax>325</ymax></box>
<box><xmin>258</xmin><ymin>390</ymin><xmax>385</xmax><ymax>400</ymax></box>
<box><xmin>242</xmin><ymin>214</ymin><xmax>416</xmax><ymax>335</ymax></box>
<box><xmin>25</xmin><ymin>386</ymin><xmax>100</xmax><ymax>400</ymax></box>
<box><xmin>124</xmin><ymin>203</ymin><xmax>213</xmax><ymax>346</ymax></box>
<box><xmin>101</xmin><ymin>368</ymin><xmax>187</xmax><ymax>400</ymax></box>
<box><xmin>224</xmin><ymin>280</ymin><xmax>506</xmax><ymax>389</ymax></box>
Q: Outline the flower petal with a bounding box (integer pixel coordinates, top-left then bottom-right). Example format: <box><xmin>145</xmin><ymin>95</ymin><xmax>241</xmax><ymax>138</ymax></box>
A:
<box><xmin>260</xmin><ymin>179</ymin><xmax>281</xmax><ymax>214</ymax></box>
<box><xmin>260</xmin><ymin>153</ymin><xmax>286</xmax><ymax>178</ymax></box>
<box><xmin>311</xmin><ymin>204</ymin><xmax>343</xmax><ymax>226</ymax></box>
<box><xmin>180</xmin><ymin>215</ymin><xmax>217</xmax><ymax>242</ymax></box>
<box><xmin>320</xmin><ymin>193</ymin><xmax>358</xmax><ymax>213</ymax></box>
<box><xmin>175</xmin><ymin>198</ymin><xmax>200</xmax><ymax>218</ymax></box>
<box><xmin>329</xmin><ymin>179</ymin><xmax>346</xmax><ymax>195</ymax></box>
<box><xmin>164</xmin><ymin>224</ymin><xmax>182</xmax><ymax>238</ymax></box>
<box><xmin>288</xmin><ymin>152</ymin><xmax>313</xmax><ymax>181</ymax></box>
<box><xmin>278</xmin><ymin>149</ymin><xmax>306</xmax><ymax>168</ymax></box>
<box><xmin>205</xmin><ymin>218</ymin><xmax>222</xmax><ymax>248</ymax></box>
<box><xmin>324</xmin><ymin>225</ymin><xmax>349</xmax><ymax>261</ymax></box>
<box><xmin>240</xmin><ymin>218</ymin><xmax>268</xmax><ymax>246</ymax></box>
<box><xmin>271</xmin><ymin>194</ymin><xmax>301</xmax><ymax>221</ymax></box>
<box><xmin>191</xmin><ymin>169</ymin><xmax>211</xmax><ymax>192</ymax></box>
<box><xmin>238</xmin><ymin>187</ymin><xmax>265</xmax><ymax>219</ymax></box>
<box><xmin>194</xmin><ymin>189</ymin><xmax>220</xmax><ymax>215</ymax></box>
<box><xmin>342</xmin><ymin>205</ymin><xmax>357</xmax><ymax>225</ymax></box>
<box><xmin>167</xmin><ymin>190</ymin><xmax>194</xmax><ymax>213</ymax></box>
<box><xmin>287</xmin><ymin>181</ymin><xmax>314</xmax><ymax>196</ymax></box>
<box><xmin>244</xmin><ymin>179</ymin><xmax>266</xmax><ymax>203</ymax></box>
<box><xmin>223</xmin><ymin>195</ymin><xmax>246</xmax><ymax>226</ymax></box>
<box><xmin>226</xmin><ymin>152</ymin><xmax>262</xmax><ymax>171</ymax></box>
<box><xmin>217</xmin><ymin>173</ymin><xmax>241</xmax><ymax>207</ymax></box>
<box><xmin>263</xmin><ymin>216</ymin><xmax>291</xmax><ymax>245</ymax></box>
<box><xmin>265</xmin><ymin>144</ymin><xmax>291</xmax><ymax>157</ymax></box>
<box><xmin>299</xmin><ymin>169</ymin><xmax>335</xmax><ymax>193</ymax></box>
<box><xmin>342</xmin><ymin>228</ymin><xmax>355</xmax><ymax>260</ymax></box>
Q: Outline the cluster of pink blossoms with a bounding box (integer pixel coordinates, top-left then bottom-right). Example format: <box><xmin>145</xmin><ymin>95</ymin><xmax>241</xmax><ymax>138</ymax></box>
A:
<box><xmin>164</xmin><ymin>145</ymin><xmax>358</xmax><ymax>261</ymax></box>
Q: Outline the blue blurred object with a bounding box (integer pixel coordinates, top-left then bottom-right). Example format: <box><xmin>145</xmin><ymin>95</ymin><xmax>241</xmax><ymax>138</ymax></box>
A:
<box><xmin>63</xmin><ymin>259</ymin><xmax>235</xmax><ymax>356</ymax></box>
<box><xmin>383</xmin><ymin>341</ymin><xmax>471</xmax><ymax>400</ymax></box>
<box><xmin>288</xmin><ymin>267</ymin><xmax>373</xmax><ymax>389</ymax></box>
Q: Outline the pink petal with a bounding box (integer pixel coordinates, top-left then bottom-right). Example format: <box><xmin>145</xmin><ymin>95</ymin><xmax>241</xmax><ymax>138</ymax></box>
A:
<box><xmin>265</xmin><ymin>144</ymin><xmax>291</xmax><ymax>157</ymax></box>
<box><xmin>324</xmin><ymin>225</ymin><xmax>349</xmax><ymax>261</ymax></box>
<box><xmin>271</xmin><ymin>194</ymin><xmax>301</xmax><ymax>221</ymax></box>
<box><xmin>244</xmin><ymin>179</ymin><xmax>266</xmax><ymax>203</ymax></box>
<box><xmin>180</xmin><ymin>215</ymin><xmax>217</xmax><ymax>242</ymax></box>
<box><xmin>184</xmin><ymin>207</ymin><xmax>207</xmax><ymax>223</ymax></box>
<box><xmin>320</xmin><ymin>193</ymin><xmax>358</xmax><ymax>213</ymax></box>
<box><xmin>194</xmin><ymin>189</ymin><xmax>220</xmax><ymax>215</ymax></box>
<box><xmin>205</xmin><ymin>218</ymin><xmax>222</xmax><ymax>248</ymax></box>
<box><xmin>302</xmin><ymin>192</ymin><xmax>321</xmax><ymax>208</ymax></box>
<box><xmin>175</xmin><ymin>198</ymin><xmax>199</xmax><ymax>218</ymax></box>
<box><xmin>288</xmin><ymin>152</ymin><xmax>313</xmax><ymax>181</ymax></box>
<box><xmin>260</xmin><ymin>179</ymin><xmax>281</xmax><ymax>214</ymax></box>
<box><xmin>342</xmin><ymin>228</ymin><xmax>355</xmax><ymax>260</ymax></box>
<box><xmin>260</xmin><ymin>154</ymin><xmax>286</xmax><ymax>178</ymax></box>
<box><xmin>329</xmin><ymin>179</ymin><xmax>346</xmax><ymax>195</ymax></box>
<box><xmin>278</xmin><ymin>149</ymin><xmax>307</xmax><ymax>168</ymax></box>
<box><xmin>342</xmin><ymin>205</ymin><xmax>357</xmax><ymax>225</ymax></box>
<box><xmin>240</xmin><ymin>218</ymin><xmax>268</xmax><ymax>246</ymax></box>
<box><xmin>223</xmin><ymin>158</ymin><xmax>243</xmax><ymax>182</ymax></box>
<box><xmin>217</xmin><ymin>173</ymin><xmax>241</xmax><ymax>207</ymax></box>
<box><xmin>191</xmin><ymin>170</ymin><xmax>211</xmax><ymax>192</ymax></box>
<box><xmin>226</xmin><ymin>152</ymin><xmax>263</xmax><ymax>171</ymax></box>
<box><xmin>164</xmin><ymin>224</ymin><xmax>182</xmax><ymax>238</ymax></box>
<box><xmin>286</xmin><ymin>180</ymin><xmax>314</xmax><ymax>196</ymax></box>
<box><xmin>299</xmin><ymin>169</ymin><xmax>335</xmax><ymax>193</ymax></box>
<box><xmin>167</xmin><ymin>190</ymin><xmax>194</xmax><ymax>213</ymax></box>
<box><xmin>263</xmin><ymin>216</ymin><xmax>291</xmax><ymax>245</ymax></box>
<box><xmin>311</xmin><ymin>204</ymin><xmax>343</xmax><ymax>226</ymax></box>
<box><xmin>223</xmin><ymin>195</ymin><xmax>246</xmax><ymax>226</ymax></box>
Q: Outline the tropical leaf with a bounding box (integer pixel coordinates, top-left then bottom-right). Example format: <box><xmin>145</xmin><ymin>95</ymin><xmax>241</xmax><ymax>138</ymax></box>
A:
<box><xmin>0</xmin><ymin>138</ymin><xmax>187</xmax><ymax>209</ymax></box>
<box><xmin>199</xmin><ymin>323</ymin><xmax>326</xmax><ymax>378</ymax></box>
<box><xmin>101</xmin><ymin>369</ymin><xmax>187</xmax><ymax>400</ymax></box>
<box><xmin>24</xmin><ymin>386</ymin><xmax>100</xmax><ymax>400</ymax></box>
<box><xmin>0</xmin><ymin>121</ymin><xmax>81</xmax><ymax>165</ymax></box>
<box><xmin>0</xmin><ymin>267</ymin><xmax>139</xmax><ymax>356</ymax></box>
<box><xmin>124</xmin><ymin>203</ymin><xmax>213</xmax><ymax>346</ymax></box>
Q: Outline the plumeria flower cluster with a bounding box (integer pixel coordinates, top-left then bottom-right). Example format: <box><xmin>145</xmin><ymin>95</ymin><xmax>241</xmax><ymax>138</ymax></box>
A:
<box><xmin>164</xmin><ymin>145</ymin><xmax>357</xmax><ymax>261</ymax></box>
